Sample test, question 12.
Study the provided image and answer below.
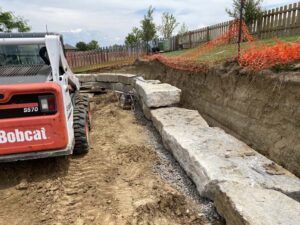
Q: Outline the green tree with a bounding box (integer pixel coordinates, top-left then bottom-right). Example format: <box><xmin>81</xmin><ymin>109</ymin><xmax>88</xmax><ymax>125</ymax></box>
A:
<box><xmin>125</xmin><ymin>27</ymin><xmax>142</xmax><ymax>47</ymax></box>
<box><xmin>76</xmin><ymin>41</ymin><xmax>88</xmax><ymax>51</ymax></box>
<box><xmin>177</xmin><ymin>23</ymin><xmax>188</xmax><ymax>36</ymax></box>
<box><xmin>226</xmin><ymin>0</ymin><xmax>263</xmax><ymax>26</ymax></box>
<box><xmin>158</xmin><ymin>12</ymin><xmax>179</xmax><ymax>39</ymax></box>
<box><xmin>87</xmin><ymin>40</ymin><xmax>100</xmax><ymax>50</ymax></box>
<box><xmin>76</xmin><ymin>40</ymin><xmax>100</xmax><ymax>51</ymax></box>
<box><xmin>0</xmin><ymin>8</ymin><xmax>30</xmax><ymax>32</ymax></box>
<box><xmin>140</xmin><ymin>6</ymin><xmax>156</xmax><ymax>43</ymax></box>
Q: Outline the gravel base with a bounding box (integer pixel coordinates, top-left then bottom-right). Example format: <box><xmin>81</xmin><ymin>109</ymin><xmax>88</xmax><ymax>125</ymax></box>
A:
<box><xmin>133</xmin><ymin>102</ymin><xmax>224</xmax><ymax>223</ymax></box>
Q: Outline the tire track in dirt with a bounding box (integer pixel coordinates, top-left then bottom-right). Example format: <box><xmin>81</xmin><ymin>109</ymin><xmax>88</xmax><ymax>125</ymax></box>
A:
<box><xmin>0</xmin><ymin>92</ymin><xmax>223</xmax><ymax>225</ymax></box>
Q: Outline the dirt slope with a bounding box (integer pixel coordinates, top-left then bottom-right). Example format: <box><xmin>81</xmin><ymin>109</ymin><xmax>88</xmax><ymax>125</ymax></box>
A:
<box><xmin>0</xmin><ymin>92</ymin><xmax>223</xmax><ymax>225</ymax></box>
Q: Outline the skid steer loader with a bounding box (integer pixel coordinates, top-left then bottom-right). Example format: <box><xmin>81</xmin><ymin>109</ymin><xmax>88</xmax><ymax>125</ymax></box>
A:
<box><xmin>0</xmin><ymin>33</ymin><xmax>91</xmax><ymax>162</ymax></box>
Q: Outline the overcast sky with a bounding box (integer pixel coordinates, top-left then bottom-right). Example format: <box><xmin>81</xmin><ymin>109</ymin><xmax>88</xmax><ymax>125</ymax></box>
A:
<box><xmin>0</xmin><ymin>0</ymin><xmax>297</xmax><ymax>46</ymax></box>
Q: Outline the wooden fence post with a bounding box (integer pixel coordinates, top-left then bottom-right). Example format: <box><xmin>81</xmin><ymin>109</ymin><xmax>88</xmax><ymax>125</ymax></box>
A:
<box><xmin>206</xmin><ymin>26</ymin><xmax>210</xmax><ymax>42</ymax></box>
<box><xmin>188</xmin><ymin>32</ymin><xmax>192</xmax><ymax>48</ymax></box>
<box><xmin>257</xmin><ymin>17</ymin><xmax>263</xmax><ymax>39</ymax></box>
<box><xmin>287</xmin><ymin>4</ymin><xmax>293</xmax><ymax>36</ymax></box>
<box><xmin>106</xmin><ymin>47</ymin><xmax>109</xmax><ymax>62</ymax></box>
<box><xmin>292</xmin><ymin>3</ymin><xmax>298</xmax><ymax>35</ymax></box>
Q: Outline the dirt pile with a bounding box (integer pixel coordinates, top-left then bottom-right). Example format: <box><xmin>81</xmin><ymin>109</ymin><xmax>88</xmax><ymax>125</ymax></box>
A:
<box><xmin>0</xmin><ymin>92</ymin><xmax>222</xmax><ymax>225</ymax></box>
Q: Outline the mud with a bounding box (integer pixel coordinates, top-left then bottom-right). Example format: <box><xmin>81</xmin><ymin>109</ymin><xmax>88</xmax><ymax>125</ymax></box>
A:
<box><xmin>0</xmin><ymin>92</ymin><xmax>223</xmax><ymax>225</ymax></box>
<box><xmin>111</xmin><ymin>60</ymin><xmax>300</xmax><ymax>178</ymax></box>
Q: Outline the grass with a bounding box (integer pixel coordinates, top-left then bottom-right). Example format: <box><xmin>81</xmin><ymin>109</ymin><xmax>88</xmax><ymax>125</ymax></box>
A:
<box><xmin>72</xmin><ymin>59</ymin><xmax>135</xmax><ymax>73</ymax></box>
<box><xmin>163</xmin><ymin>35</ymin><xmax>300</xmax><ymax>64</ymax></box>
<box><xmin>73</xmin><ymin>35</ymin><xmax>300</xmax><ymax>73</ymax></box>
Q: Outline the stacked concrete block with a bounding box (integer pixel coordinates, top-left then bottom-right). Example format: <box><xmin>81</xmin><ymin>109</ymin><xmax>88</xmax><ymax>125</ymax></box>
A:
<box><xmin>150</xmin><ymin>107</ymin><xmax>300</xmax><ymax>225</ymax></box>
<box><xmin>215</xmin><ymin>182</ymin><xmax>300</xmax><ymax>225</ymax></box>
<box><xmin>76</xmin><ymin>72</ymin><xmax>300</xmax><ymax>225</ymax></box>
<box><xmin>135</xmin><ymin>80</ymin><xmax>181</xmax><ymax>108</ymax></box>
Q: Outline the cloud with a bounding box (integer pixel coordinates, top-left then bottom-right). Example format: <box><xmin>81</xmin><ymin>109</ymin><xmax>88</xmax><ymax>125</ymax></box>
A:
<box><xmin>0</xmin><ymin>0</ymin><xmax>296</xmax><ymax>46</ymax></box>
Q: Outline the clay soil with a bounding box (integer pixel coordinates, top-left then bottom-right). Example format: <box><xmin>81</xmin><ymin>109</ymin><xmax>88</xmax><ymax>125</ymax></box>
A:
<box><xmin>0</xmin><ymin>92</ymin><xmax>223</xmax><ymax>225</ymax></box>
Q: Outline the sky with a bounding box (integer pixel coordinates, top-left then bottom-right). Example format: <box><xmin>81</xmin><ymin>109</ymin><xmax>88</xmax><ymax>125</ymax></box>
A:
<box><xmin>0</xmin><ymin>0</ymin><xmax>297</xmax><ymax>46</ymax></box>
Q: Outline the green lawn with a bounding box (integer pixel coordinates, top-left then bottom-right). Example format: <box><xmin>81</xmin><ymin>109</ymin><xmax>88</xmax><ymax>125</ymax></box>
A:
<box><xmin>72</xmin><ymin>59</ymin><xmax>135</xmax><ymax>73</ymax></box>
<box><xmin>163</xmin><ymin>35</ymin><xmax>300</xmax><ymax>64</ymax></box>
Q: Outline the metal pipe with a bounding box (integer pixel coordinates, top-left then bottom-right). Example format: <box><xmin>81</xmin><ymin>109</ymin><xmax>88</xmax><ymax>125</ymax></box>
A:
<box><xmin>0</xmin><ymin>38</ymin><xmax>45</xmax><ymax>45</ymax></box>
<box><xmin>238</xmin><ymin>0</ymin><xmax>245</xmax><ymax>58</ymax></box>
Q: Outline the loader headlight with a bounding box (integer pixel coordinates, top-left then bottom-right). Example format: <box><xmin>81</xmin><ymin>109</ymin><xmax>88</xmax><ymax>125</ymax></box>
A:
<box><xmin>38</xmin><ymin>95</ymin><xmax>57</xmax><ymax>113</ymax></box>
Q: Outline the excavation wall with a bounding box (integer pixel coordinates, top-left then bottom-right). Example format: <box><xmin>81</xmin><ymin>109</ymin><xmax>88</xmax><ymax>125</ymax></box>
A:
<box><xmin>127</xmin><ymin>60</ymin><xmax>300</xmax><ymax>177</ymax></box>
<box><xmin>77</xmin><ymin>72</ymin><xmax>300</xmax><ymax>225</ymax></box>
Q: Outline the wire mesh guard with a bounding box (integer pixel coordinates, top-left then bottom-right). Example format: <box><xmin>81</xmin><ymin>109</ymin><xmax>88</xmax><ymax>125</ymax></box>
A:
<box><xmin>114</xmin><ymin>90</ymin><xmax>136</xmax><ymax>111</ymax></box>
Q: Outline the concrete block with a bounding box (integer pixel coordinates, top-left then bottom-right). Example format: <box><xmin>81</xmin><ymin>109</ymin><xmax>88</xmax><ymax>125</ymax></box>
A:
<box><xmin>134</xmin><ymin>76</ymin><xmax>161</xmax><ymax>84</ymax></box>
<box><xmin>150</xmin><ymin>107</ymin><xmax>209</xmax><ymax>134</ymax></box>
<box><xmin>94</xmin><ymin>73</ymin><xmax>137</xmax><ymax>85</ymax></box>
<box><xmin>95</xmin><ymin>73</ymin><xmax>119</xmax><ymax>83</ymax></box>
<box><xmin>141</xmin><ymin>101</ymin><xmax>152</xmax><ymax>120</ymax></box>
<box><xmin>135</xmin><ymin>80</ymin><xmax>181</xmax><ymax>108</ymax></box>
<box><xmin>76</xmin><ymin>74</ymin><xmax>96</xmax><ymax>82</ymax></box>
<box><xmin>133</xmin><ymin>77</ymin><xmax>161</xmax><ymax>91</ymax></box>
<box><xmin>215</xmin><ymin>182</ymin><xmax>300</xmax><ymax>225</ymax></box>
<box><xmin>80</xmin><ymin>82</ymin><xmax>111</xmax><ymax>90</ymax></box>
<box><xmin>150</xmin><ymin>108</ymin><xmax>300</xmax><ymax>202</ymax></box>
<box><xmin>115</xmin><ymin>73</ymin><xmax>137</xmax><ymax>85</ymax></box>
<box><xmin>111</xmin><ymin>83</ymin><xmax>133</xmax><ymax>93</ymax></box>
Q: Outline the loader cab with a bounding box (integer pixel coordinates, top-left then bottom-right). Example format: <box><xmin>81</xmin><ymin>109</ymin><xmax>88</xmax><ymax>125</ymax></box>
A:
<box><xmin>0</xmin><ymin>33</ymin><xmax>82</xmax><ymax>160</ymax></box>
<box><xmin>0</xmin><ymin>33</ymin><xmax>79</xmax><ymax>88</ymax></box>
<box><xmin>0</xmin><ymin>43</ymin><xmax>47</xmax><ymax>66</ymax></box>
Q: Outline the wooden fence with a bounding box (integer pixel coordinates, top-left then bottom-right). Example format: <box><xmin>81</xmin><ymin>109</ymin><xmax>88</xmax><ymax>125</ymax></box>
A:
<box><xmin>66</xmin><ymin>45</ymin><xmax>145</xmax><ymax>69</ymax></box>
<box><xmin>66</xmin><ymin>1</ymin><xmax>300</xmax><ymax>68</ymax></box>
<box><xmin>165</xmin><ymin>1</ymin><xmax>300</xmax><ymax>51</ymax></box>
<box><xmin>249</xmin><ymin>2</ymin><xmax>300</xmax><ymax>38</ymax></box>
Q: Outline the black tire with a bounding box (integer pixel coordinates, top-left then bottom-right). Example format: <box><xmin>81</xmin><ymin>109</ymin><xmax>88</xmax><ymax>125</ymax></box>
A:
<box><xmin>74</xmin><ymin>93</ymin><xmax>91</xmax><ymax>129</ymax></box>
<box><xmin>73</xmin><ymin>93</ymin><xmax>90</xmax><ymax>155</ymax></box>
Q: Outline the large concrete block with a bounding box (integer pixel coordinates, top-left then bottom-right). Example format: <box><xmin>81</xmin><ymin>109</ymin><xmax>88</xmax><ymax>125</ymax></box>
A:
<box><xmin>115</xmin><ymin>73</ymin><xmax>138</xmax><ymax>85</ymax></box>
<box><xmin>150</xmin><ymin>107</ymin><xmax>209</xmax><ymax>134</ymax></box>
<box><xmin>150</xmin><ymin>108</ymin><xmax>300</xmax><ymax>202</ymax></box>
<box><xmin>95</xmin><ymin>73</ymin><xmax>119</xmax><ymax>83</ymax></box>
<box><xmin>111</xmin><ymin>83</ymin><xmax>133</xmax><ymax>93</ymax></box>
<box><xmin>76</xmin><ymin>74</ymin><xmax>96</xmax><ymax>82</ymax></box>
<box><xmin>95</xmin><ymin>73</ymin><xmax>137</xmax><ymax>85</ymax></box>
<box><xmin>215</xmin><ymin>182</ymin><xmax>300</xmax><ymax>225</ymax></box>
<box><xmin>80</xmin><ymin>82</ymin><xmax>111</xmax><ymax>90</ymax></box>
<box><xmin>138</xmin><ymin>98</ymin><xmax>152</xmax><ymax>120</ymax></box>
<box><xmin>133</xmin><ymin>77</ymin><xmax>161</xmax><ymax>88</ymax></box>
<box><xmin>135</xmin><ymin>80</ymin><xmax>181</xmax><ymax>108</ymax></box>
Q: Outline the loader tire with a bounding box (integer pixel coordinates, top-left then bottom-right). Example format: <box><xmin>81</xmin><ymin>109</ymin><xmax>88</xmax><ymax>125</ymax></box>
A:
<box><xmin>74</xmin><ymin>93</ymin><xmax>91</xmax><ymax>128</ymax></box>
<box><xmin>73</xmin><ymin>93</ymin><xmax>90</xmax><ymax>155</ymax></box>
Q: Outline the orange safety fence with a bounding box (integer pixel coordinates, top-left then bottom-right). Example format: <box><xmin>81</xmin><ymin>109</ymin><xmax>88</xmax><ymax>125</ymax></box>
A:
<box><xmin>146</xmin><ymin>19</ymin><xmax>300</xmax><ymax>72</ymax></box>
<box><xmin>239</xmin><ymin>39</ymin><xmax>300</xmax><ymax>71</ymax></box>
<box><xmin>146</xmin><ymin>19</ymin><xmax>254</xmax><ymax>73</ymax></box>
<box><xmin>181</xmin><ymin>19</ymin><xmax>254</xmax><ymax>59</ymax></box>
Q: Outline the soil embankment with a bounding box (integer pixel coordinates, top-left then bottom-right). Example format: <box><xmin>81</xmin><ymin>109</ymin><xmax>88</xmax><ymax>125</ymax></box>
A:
<box><xmin>113</xmin><ymin>60</ymin><xmax>300</xmax><ymax>178</ymax></box>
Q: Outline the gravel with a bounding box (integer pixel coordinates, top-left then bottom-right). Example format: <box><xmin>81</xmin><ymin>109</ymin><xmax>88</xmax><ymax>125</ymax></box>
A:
<box><xmin>133</xmin><ymin>102</ymin><xmax>223</xmax><ymax>223</ymax></box>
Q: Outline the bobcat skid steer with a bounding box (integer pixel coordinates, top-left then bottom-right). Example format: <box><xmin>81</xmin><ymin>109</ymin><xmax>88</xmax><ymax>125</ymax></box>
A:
<box><xmin>0</xmin><ymin>33</ymin><xmax>91</xmax><ymax>162</ymax></box>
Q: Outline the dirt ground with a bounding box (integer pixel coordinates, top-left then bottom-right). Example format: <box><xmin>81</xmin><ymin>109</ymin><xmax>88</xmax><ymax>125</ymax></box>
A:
<box><xmin>0</xmin><ymin>92</ymin><xmax>223</xmax><ymax>225</ymax></box>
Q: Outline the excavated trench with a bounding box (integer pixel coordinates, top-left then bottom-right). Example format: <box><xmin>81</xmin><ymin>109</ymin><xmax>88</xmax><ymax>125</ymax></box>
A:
<box><xmin>75</xmin><ymin>68</ymin><xmax>300</xmax><ymax>224</ymax></box>
<box><xmin>112</xmin><ymin>59</ymin><xmax>300</xmax><ymax>178</ymax></box>
<box><xmin>0</xmin><ymin>92</ymin><xmax>223</xmax><ymax>225</ymax></box>
<box><xmin>1</xmin><ymin>62</ymin><xmax>300</xmax><ymax>225</ymax></box>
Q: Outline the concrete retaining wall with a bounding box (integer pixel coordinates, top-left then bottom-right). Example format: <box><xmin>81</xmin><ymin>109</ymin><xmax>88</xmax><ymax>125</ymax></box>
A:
<box><xmin>77</xmin><ymin>72</ymin><xmax>300</xmax><ymax>225</ymax></box>
<box><xmin>127</xmin><ymin>60</ymin><xmax>300</xmax><ymax>178</ymax></box>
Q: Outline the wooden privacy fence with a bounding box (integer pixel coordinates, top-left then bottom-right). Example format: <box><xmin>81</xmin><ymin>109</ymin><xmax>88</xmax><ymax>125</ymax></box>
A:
<box><xmin>165</xmin><ymin>1</ymin><xmax>300</xmax><ymax>51</ymax></box>
<box><xmin>66</xmin><ymin>45</ymin><xmax>145</xmax><ymax>69</ymax></box>
<box><xmin>249</xmin><ymin>2</ymin><xmax>300</xmax><ymax>38</ymax></box>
